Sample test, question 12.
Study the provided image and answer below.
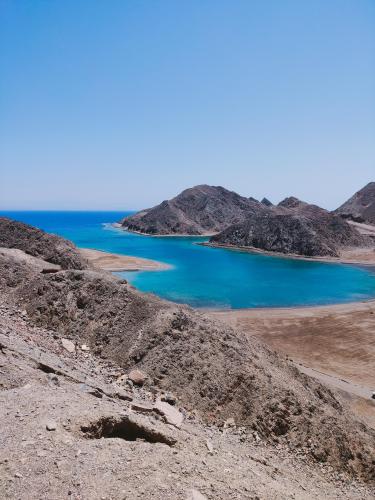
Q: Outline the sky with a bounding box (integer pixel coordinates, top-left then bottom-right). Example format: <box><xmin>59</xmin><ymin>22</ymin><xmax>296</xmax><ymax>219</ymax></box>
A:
<box><xmin>0</xmin><ymin>0</ymin><xmax>374</xmax><ymax>211</ymax></box>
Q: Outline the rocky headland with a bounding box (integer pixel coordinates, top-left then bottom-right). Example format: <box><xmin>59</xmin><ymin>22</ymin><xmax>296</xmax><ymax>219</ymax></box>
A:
<box><xmin>0</xmin><ymin>217</ymin><xmax>375</xmax><ymax>498</ymax></box>
<box><xmin>120</xmin><ymin>183</ymin><xmax>375</xmax><ymax>259</ymax></box>
<box><xmin>210</xmin><ymin>200</ymin><xmax>369</xmax><ymax>258</ymax></box>
<box><xmin>120</xmin><ymin>185</ymin><xmax>268</xmax><ymax>235</ymax></box>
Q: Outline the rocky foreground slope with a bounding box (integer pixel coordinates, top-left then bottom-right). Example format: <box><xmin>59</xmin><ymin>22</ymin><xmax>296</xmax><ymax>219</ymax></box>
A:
<box><xmin>0</xmin><ymin>217</ymin><xmax>88</xmax><ymax>269</ymax></box>
<box><xmin>120</xmin><ymin>185</ymin><xmax>268</xmax><ymax>235</ymax></box>
<box><xmin>210</xmin><ymin>197</ymin><xmax>369</xmax><ymax>257</ymax></box>
<box><xmin>0</xmin><ymin>218</ymin><xmax>375</xmax><ymax>499</ymax></box>
<box><xmin>335</xmin><ymin>182</ymin><xmax>375</xmax><ymax>225</ymax></box>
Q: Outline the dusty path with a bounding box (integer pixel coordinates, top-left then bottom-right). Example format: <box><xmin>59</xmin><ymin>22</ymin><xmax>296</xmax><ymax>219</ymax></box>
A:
<box><xmin>79</xmin><ymin>248</ymin><xmax>170</xmax><ymax>272</ymax></box>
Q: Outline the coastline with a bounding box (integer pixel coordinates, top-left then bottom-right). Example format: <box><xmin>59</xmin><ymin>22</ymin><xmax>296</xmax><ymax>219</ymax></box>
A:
<box><xmin>113</xmin><ymin>223</ymin><xmax>215</xmax><ymax>238</ymax></box>
<box><xmin>79</xmin><ymin>247</ymin><xmax>171</xmax><ymax>272</ymax></box>
<box><xmin>201</xmin><ymin>241</ymin><xmax>375</xmax><ymax>267</ymax></box>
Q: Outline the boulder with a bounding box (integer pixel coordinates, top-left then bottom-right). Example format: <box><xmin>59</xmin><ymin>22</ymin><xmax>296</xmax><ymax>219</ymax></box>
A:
<box><xmin>61</xmin><ymin>338</ymin><xmax>75</xmax><ymax>353</ymax></box>
<box><xmin>128</xmin><ymin>369</ymin><xmax>147</xmax><ymax>386</ymax></box>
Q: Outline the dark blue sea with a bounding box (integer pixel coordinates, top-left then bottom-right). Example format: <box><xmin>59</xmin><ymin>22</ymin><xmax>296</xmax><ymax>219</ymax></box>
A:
<box><xmin>2</xmin><ymin>210</ymin><xmax>375</xmax><ymax>309</ymax></box>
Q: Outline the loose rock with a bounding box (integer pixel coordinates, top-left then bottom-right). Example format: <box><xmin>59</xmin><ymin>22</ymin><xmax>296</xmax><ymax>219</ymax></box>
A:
<box><xmin>186</xmin><ymin>489</ymin><xmax>207</xmax><ymax>500</ymax></box>
<box><xmin>61</xmin><ymin>338</ymin><xmax>75</xmax><ymax>353</ymax></box>
<box><xmin>128</xmin><ymin>368</ymin><xmax>147</xmax><ymax>386</ymax></box>
<box><xmin>154</xmin><ymin>399</ymin><xmax>184</xmax><ymax>428</ymax></box>
<box><xmin>46</xmin><ymin>421</ymin><xmax>57</xmax><ymax>431</ymax></box>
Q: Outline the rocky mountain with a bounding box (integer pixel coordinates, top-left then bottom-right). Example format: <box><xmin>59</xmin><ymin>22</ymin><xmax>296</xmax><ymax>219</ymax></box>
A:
<box><xmin>0</xmin><ymin>217</ymin><xmax>88</xmax><ymax>269</ymax></box>
<box><xmin>121</xmin><ymin>185</ymin><xmax>268</xmax><ymax>235</ymax></box>
<box><xmin>261</xmin><ymin>197</ymin><xmax>273</xmax><ymax>207</ymax></box>
<box><xmin>1</xmin><ymin>219</ymin><xmax>375</xmax><ymax>491</ymax></box>
<box><xmin>335</xmin><ymin>182</ymin><xmax>375</xmax><ymax>225</ymax></box>
<box><xmin>278</xmin><ymin>196</ymin><xmax>328</xmax><ymax>218</ymax></box>
<box><xmin>210</xmin><ymin>198</ymin><xmax>369</xmax><ymax>257</ymax></box>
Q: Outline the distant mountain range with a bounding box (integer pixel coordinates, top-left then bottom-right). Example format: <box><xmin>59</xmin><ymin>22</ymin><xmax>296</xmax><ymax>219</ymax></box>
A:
<box><xmin>120</xmin><ymin>183</ymin><xmax>375</xmax><ymax>257</ymax></box>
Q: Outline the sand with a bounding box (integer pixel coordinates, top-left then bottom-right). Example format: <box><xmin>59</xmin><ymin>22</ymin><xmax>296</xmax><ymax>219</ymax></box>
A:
<box><xmin>209</xmin><ymin>300</ymin><xmax>375</xmax><ymax>426</ymax></box>
<box><xmin>79</xmin><ymin>248</ymin><xmax>170</xmax><ymax>272</ymax></box>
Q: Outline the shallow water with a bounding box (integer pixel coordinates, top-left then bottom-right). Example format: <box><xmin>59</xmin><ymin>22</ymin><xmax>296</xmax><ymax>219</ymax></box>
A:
<box><xmin>2</xmin><ymin>210</ymin><xmax>375</xmax><ymax>309</ymax></box>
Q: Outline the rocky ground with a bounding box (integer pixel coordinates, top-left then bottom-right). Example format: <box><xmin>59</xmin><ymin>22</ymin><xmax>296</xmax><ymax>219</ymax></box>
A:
<box><xmin>1</xmin><ymin>217</ymin><xmax>375</xmax><ymax>498</ymax></box>
<box><xmin>1</xmin><ymin>300</ymin><xmax>374</xmax><ymax>500</ymax></box>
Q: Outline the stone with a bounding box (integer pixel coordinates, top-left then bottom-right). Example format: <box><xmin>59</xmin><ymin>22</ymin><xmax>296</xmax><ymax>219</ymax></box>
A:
<box><xmin>47</xmin><ymin>373</ymin><xmax>60</xmax><ymax>386</ymax></box>
<box><xmin>205</xmin><ymin>439</ymin><xmax>214</xmax><ymax>454</ymax></box>
<box><xmin>80</xmin><ymin>344</ymin><xmax>90</xmax><ymax>351</ymax></box>
<box><xmin>154</xmin><ymin>399</ymin><xmax>184</xmax><ymax>428</ymax></box>
<box><xmin>128</xmin><ymin>368</ymin><xmax>147</xmax><ymax>386</ymax></box>
<box><xmin>161</xmin><ymin>392</ymin><xmax>177</xmax><ymax>405</ymax></box>
<box><xmin>224</xmin><ymin>417</ymin><xmax>235</xmax><ymax>428</ymax></box>
<box><xmin>116</xmin><ymin>374</ymin><xmax>127</xmax><ymax>385</ymax></box>
<box><xmin>61</xmin><ymin>338</ymin><xmax>75</xmax><ymax>353</ymax></box>
<box><xmin>131</xmin><ymin>402</ymin><xmax>154</xmax><ymax>413</ymax></box>
<box><xmin>46</xmin><ymin>421</ymin><xmax>57</xmax><ymax>431</ymax></box>
<box><xmin>186</xmin><ymin>489</ymin><xmax>207</xmax><ymax>500</ymax></box>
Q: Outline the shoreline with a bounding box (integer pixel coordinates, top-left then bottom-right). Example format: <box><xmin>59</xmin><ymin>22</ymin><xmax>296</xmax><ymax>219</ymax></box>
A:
<box><xmin>79</xmin><ymin>247</ymin><xmax>171</xmax><ymax>272</ymax></box>
<box><xmin>114</xmin><ymin>223</ymin><xmax>375</xmax><ymax>267</ymax></box>
<box><xmin>113</xmin><ymin>223</ymin><xmax>215</xmax><ymax>238</ymax></box>
<box><xmin>201</xmin><ymin>241</ymin><xmax>375</xmax><ymax>268</ymax></box>
<box><xmin>207</xmin><ymin>297</ymin><xmax>375</xmax><ymax>316</ymax></box>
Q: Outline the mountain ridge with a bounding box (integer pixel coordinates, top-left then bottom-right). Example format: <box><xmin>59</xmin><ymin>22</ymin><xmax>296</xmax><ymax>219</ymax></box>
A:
<box><xmin>120</xmin><ymin>184</ymin><xmax>268</xmax><ymax>235</ymax></box>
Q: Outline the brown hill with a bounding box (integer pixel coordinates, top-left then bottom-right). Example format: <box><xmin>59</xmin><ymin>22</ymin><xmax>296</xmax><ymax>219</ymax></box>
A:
<box><xmin>211</xmin><ymin>198</ymin><xmax>368</xmax><ymax>257</ymax></box>
<box><xmin>120</xmin><ymin>185</ymin><xmax>267</xmax><ymax>235</ymax></box>
<box><xmin>335</xmin><ymin>182</ymin><xmax>375</xmax><ymax>225</ymax></box>
<box><xmin>0</xmin><ymin>217</ymin><xmax>88</xmax><ymax>269</ymax></box>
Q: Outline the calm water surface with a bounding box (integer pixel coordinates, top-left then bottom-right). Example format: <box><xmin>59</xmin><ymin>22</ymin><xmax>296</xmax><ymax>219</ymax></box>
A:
<box><xmin>2</xmin><ymin>211</ymin><xmax>375</xmax><ymax>309</ymax></box>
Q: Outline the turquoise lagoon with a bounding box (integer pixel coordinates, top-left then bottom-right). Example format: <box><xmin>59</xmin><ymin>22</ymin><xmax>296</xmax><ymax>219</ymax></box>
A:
<box><xmin>2</xmin><ymin>211</ymin><xmax>375</xmax><ymax>309</ymax></box>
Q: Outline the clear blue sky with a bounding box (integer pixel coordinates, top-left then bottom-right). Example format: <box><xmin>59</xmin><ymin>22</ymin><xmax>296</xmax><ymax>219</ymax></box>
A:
<box><xmin>1</xmin><ymin>0</ymin><xmax>374</xmax><ymax>210</ymax></box>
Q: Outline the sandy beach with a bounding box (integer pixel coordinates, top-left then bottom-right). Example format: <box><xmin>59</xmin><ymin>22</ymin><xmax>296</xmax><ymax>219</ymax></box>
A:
<box><xmin>79</xmin><ymin>248</ymin><xmax>170</xmax><ymax>272</ymax></box>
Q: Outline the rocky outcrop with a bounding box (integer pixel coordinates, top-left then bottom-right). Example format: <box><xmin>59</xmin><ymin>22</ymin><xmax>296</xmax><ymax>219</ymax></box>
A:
<box><xmin>277</xmin><ymin>196</ymin><xmax>328</xmax><ymax>218</ymax></box>
<box><xmin>210</xmin><ymin>198</ymin><xmax>369</xmax><ymax>257</ymax></box>
<box><xmin>1</xmin><ymin>221</ymin><xmax>375</xmax><ymax>481</ymax></box>
<box><xmin>0</xmin><ymin>217</ymin><xmax>88</xmax><ymax>270</ymax></box>
<box><xmin>120</xmin><ymin>185</ymin><xmax>267</xmax><ymax>235</ymax></box>
<box><xmin>261</xmin><ymin>197</ymin><xmax>273</xmax><ymax>207</ymax></box>
<box><xmin>335</xmin><ymin>182</ymin><xmax>375</xmax><ymax>225</ymax></box>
